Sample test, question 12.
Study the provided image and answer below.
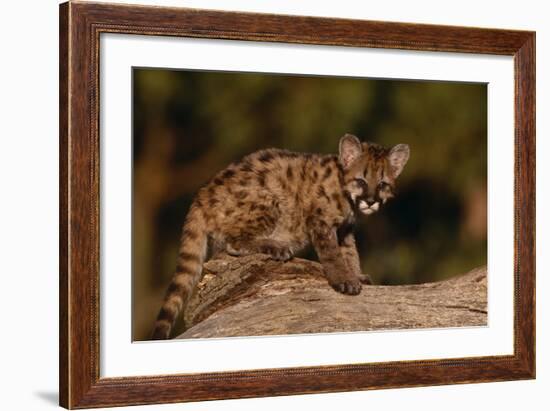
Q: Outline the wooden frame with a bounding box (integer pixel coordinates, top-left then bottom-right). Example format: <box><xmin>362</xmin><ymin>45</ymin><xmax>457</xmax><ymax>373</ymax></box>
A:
<box><xmin>59</xmin><ymin>1</ymin><xmax>535</xmax><ymax>408</ymax></box>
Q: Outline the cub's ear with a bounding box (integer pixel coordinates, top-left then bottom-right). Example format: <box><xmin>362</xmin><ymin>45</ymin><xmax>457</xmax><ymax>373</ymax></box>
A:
<box><xmin>339</xmin><ymin>134</ymin><xmax>363</xmax><ymax>169</ymax></box>
<box><xmin>388</xmin><ymin>144</ymin><xmax>410</xmax><ymax>178</ymax></box>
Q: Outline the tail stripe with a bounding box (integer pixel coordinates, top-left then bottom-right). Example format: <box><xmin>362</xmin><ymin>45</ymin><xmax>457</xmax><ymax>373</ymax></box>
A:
<box><xmin>166</xmin><ymin>281</ymin><xmax>185</xmax><ymax>296</ymax></box>
<box><xmin>157</xmin><ymin>306</ymin><xmax>176</xmax><ymax>322</ymax></box>
<box><xmin>178</xmin><ymin>251</ymin><xmax>200</xmax><ymax>261</ymax></box>
<box><xmin>175</xmin><ymin>262</ymin><xmax>198</xmax><ymax>274</ymax></box>
<box><xmin>182</xmin><ymin>228</ymin><xmax>199</xmax><ymax>240</ymax></box>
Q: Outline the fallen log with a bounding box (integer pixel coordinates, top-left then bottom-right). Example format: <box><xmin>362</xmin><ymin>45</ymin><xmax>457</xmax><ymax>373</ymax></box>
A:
<box><xmin>178</xmin><ymin>254</ymin><xmax>487</xmax><ymax>339</ymax></box>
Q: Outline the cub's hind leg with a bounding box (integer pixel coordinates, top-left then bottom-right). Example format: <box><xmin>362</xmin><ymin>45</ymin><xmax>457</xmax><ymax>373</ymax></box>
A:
<box><xmin>226</xmin><ymin>238</ymin><xmax>294</xmax><ymax>261</ymax></box>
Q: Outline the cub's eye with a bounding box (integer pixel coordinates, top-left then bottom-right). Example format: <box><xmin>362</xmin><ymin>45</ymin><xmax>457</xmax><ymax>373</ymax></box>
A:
<box><xmin>378</xmin><ymin>182</ymin><xmax>393</xmax><ymax>195</ymax></box>
<box><xmin>355</xmin><ymin>178</ymin><xmax>368</xmax><ymax>190</ymax></box>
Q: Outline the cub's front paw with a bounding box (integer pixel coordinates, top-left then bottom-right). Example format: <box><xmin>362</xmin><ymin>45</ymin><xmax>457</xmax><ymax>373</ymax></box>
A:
<box><xmin>330</xmin><ymin>278</ymin><xmax>362</xmax><ymax>295</ymax></box>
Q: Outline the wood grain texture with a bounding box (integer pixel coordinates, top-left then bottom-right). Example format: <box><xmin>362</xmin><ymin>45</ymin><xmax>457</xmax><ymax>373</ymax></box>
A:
<box><xmin>178</xmin><ymin>256</ymin><xmax>487</xmax><ymax>339</ymax></box>
<box><xmin>514</xmin><ymin>34</ymin><xmax>536</xmax><ymax>375</ymax></box>
<box><xmin>59</xmin><ymin>1</ymin><xmax>535</xmax><ymax>408</ymax></box>
<box><xmin>72</xmin><ymin>0</ymin><xmax>532</xmax><ymax>54</ymax></box>
<box><xmin>59</xmin><ymin>2</ymin><xmax>69</xmax><ymax>407</ymax></box>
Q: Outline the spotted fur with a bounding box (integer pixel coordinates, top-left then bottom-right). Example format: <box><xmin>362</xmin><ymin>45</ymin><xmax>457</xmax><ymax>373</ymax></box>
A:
<box><xmin>151</xmin><ymin>134</ymin><xmax>410</xmax><ymax>339</ymax></box>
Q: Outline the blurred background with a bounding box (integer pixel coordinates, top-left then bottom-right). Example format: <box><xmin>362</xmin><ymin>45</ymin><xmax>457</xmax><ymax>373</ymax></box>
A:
<box><xmin>132</xmin><ymin>68</ymin><xmax>487</xmax><ymax>340</ymax></box>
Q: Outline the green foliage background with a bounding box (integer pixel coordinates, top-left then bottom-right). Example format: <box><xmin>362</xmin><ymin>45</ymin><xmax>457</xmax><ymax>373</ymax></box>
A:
<box><xmin>132</xmin><ymin>68</ymin><xmax>487</xmax><ymax>340</ymax></box>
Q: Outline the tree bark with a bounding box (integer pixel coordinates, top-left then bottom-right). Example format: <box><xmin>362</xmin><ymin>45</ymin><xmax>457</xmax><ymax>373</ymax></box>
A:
<box><xmin>178</xmin><ymin>254</ymin><xmax>487</xmax><ymax>339</ymax></box>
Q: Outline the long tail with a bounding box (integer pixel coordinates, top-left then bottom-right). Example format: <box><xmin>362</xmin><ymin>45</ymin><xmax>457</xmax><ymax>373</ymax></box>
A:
<box><xmin>151</xmin><ymin>207</ymin><xmax>208</xmax><ymax>340</ymax></box>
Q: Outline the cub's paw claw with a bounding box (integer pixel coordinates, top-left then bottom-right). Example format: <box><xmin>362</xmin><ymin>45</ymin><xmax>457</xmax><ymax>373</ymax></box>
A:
<box><xmin>358</xmin><ymin>273</ymin><xmax>373</xmax><ymax>285</ymax></box>
<box><xmin>280</xmin><ymin>249</ymin><xmax>293</xmax><ymax>261</ymax></box>
<box><xmin>261</xmin><ymin>245</ymin><xmax>293</xmax><ymax>261</ymax></box>
<box><xmin>331</xmin><ymin>280</ymin><xmax>362</xmax><ymax>295</ymax></box>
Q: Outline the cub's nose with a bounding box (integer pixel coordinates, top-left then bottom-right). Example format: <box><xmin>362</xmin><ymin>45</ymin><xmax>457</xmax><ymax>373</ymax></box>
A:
<box><xmin>366</xmin><ymin>199</ymin><xmax>376</xmax><ymax>206</ymax></box>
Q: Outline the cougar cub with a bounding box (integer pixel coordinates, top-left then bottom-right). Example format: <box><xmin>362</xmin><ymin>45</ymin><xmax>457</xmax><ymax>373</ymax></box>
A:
<box><xmin>151</xmin><ymin>134</ymin><xmax>410</xmax><ymax>339</ymax></box>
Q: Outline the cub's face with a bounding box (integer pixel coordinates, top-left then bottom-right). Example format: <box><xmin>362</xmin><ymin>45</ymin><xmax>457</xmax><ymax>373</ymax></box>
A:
<box><xmin>339</xmin><ymin>134</ymin><xmax>410</xmax><ymax>216</ymax></box>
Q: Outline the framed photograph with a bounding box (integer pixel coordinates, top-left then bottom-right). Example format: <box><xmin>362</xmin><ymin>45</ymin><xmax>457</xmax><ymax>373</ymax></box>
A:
<box><xmin>59</xmin><ymin>1</ymin><xmax>535</xmax><ymax>408</ymax></box>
